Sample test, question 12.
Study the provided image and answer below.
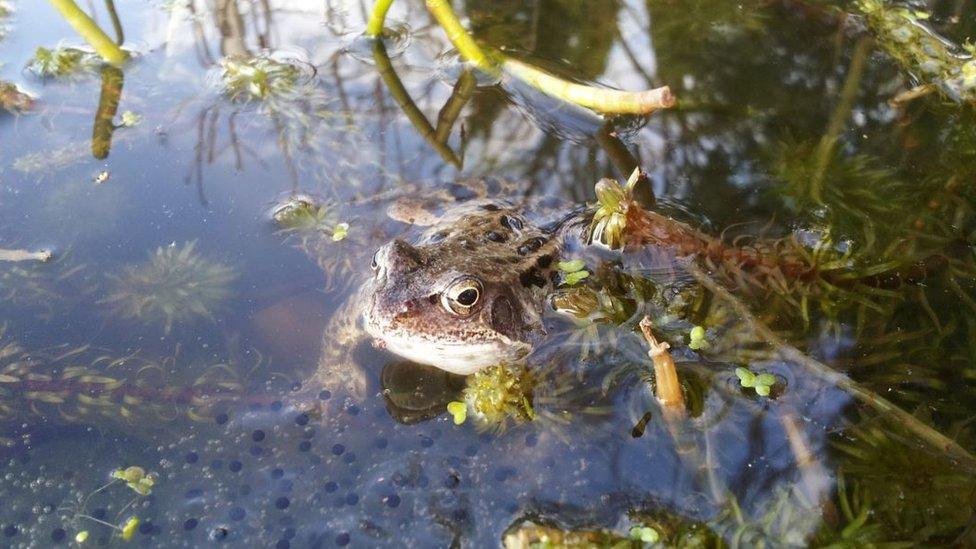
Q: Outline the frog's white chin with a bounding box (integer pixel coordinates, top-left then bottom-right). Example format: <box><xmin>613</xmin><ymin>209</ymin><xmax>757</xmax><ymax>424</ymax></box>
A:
<box><xmin>369</xmin><ymin>333</ymin><xmax>529</xmax><ymax>376</ymax></box>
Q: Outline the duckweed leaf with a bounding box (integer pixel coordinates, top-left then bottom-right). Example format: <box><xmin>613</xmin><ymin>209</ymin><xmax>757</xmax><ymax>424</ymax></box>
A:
<box><xmin>447</xmin><ymin>401</ymin><xmax>466</xmax><ymax>425</ymax></box>
<box><xmin>332</xmin><ymin>222</ymin><xmax>349</xmax><ymax>241</ymax></box>
<box><xmin>120</xmin><ymin>517</ymin><xmax>139</xmax><ymax>541</ymax></box>
<box><xmin>75</xmin><ymin>531</ymin><xmax>89</xmax><ymax>543</ymax></box>
<box><xmin>756</xmin><ymin>373</ymin><xmax>777</xmax><ymax>386</ymax></box>
<box><xmin>629</xmin><ymin>525</ymin><xmax>660</xmax><ymax>543</ymax></box>
<box><xmin>557</xmin><ymin>259</ymin><xmax>585</xmax><ymax>272</ymax></box>
<box><xmin>563</xmin><ymin>270</ymin><xmax>590</xmax><ymax>286</ymax></box>
<box><xmin>735</xmin><ymin>368</ymin><xmax>776</xmax><ymax>397</ymax></box>
<box><xmin>734</xmin><ymin>367</ymin><xmax>756</xmax><ymax>387</ymax></box>
<box><xmin>689</xmin><ymin>325</ymin><xmax>709</xmax><ymax>350</ymax></box>
<box><xmin>112</xmin><ymin>466</ymin><xmax>155</xmax><ymax>496</ymax></box>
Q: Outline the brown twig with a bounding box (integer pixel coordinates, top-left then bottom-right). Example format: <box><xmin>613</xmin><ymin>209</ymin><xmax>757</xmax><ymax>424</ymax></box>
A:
<box><xmin>638</xmin><ymin>317</ymin><xmax>685</xmax><ymax>416</ymax></box>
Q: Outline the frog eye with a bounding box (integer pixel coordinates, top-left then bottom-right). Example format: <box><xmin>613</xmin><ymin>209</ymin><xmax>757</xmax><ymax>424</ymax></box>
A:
<box><xmin>441</xmin><ymin>278</ymin><xmax>483</xmax><ymax>316</ymax></box>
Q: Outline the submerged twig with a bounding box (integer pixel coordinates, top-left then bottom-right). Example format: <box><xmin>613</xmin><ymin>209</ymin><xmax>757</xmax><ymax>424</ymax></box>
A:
<box><xmin>0</xmin><ymin>249</ymin><xmax>53</xmax><ymax>263</ymax></box>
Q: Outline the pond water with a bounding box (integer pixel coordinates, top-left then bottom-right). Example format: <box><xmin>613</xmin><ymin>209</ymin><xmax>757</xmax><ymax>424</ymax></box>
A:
<box><xmin>1</xmin><ymin>0</ymin><xmax>976</xmax><ymax>546</ymax></box>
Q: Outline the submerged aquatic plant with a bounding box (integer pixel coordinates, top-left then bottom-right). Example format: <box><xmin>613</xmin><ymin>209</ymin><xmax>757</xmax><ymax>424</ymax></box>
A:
<box><xmin>463</xmin><ymin>364</ymin><xmax>537</xmax><ymax>427</ymax></box>
<box><xmin>13</xmin><ymin>143</ymin><xmax>90</xmax><ymax>175</ymax></box>
<box><xmin>218</xmin><ymin>55</ymin><xmax>301</xmax><ymax>103</ymax></box>
<box><xmin>103</xmin><ymin>242</ymin><xmax>236</xmax><ymax>334</ymax></box>
<box><xmin>26</xmin><ymin>45</ymin><xmax>100</xmax><ymax>78</ymax></box>
<box><xmin>0</xmin><ymin>252</ymin><xmax>92</xmax><ymax>317</ymax></box>
<box><xmin>856</xmin><ymin>0</ymin><xmax>976</xmax><ymax>104</ymax></box>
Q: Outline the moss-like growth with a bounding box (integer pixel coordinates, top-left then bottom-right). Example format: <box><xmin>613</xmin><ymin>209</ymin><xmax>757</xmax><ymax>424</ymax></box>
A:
<box><xmin>463</xmin><ymin>364</ymin><xmax>537</xmax><ymax>427</ymax></box>
<box><xmin>218</xmin><ymin>55</ymin><xmax>302</xmax><ymax>103</ymax></box>
<box><xmin>103</xmin><ymin>242</ymin><xmax>236</xmax><ymax>334</ymax></box>
<box><xmin>26</xmin><ymin>45</ymin><xmax>100</xmax><ymax>78</ymax></box>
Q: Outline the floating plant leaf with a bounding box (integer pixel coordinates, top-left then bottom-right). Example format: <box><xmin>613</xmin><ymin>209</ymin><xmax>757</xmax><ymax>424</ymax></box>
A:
<box><xmin>688</xmin><ymin>326</ymin><xmax>709</xmax><ymax>350</ymax></box>
<box><xmin>735</xmin><ymin>367</ymin><xmax>776</xmax><ymax>397</ymax></box>
<box><xmin>629</xmin><ymin>525</ymin><xmax>660</xmax><ymax>543</ymax></box>
<box><xmin>447</xmin><ymin>401</ymin><xmax>467</xmax><ymax>425</ymax></box>
<box><xmin>332</xmin><ymin>222</ymin><xmax>350</xmax><ymax>241</ymax></box>
<box><xmin>75</xmin><ymin>531</ymin><xmax>88</xmax><ymax>543</ymax></box>
<box><xmin>557</xmin><ymin>259</ymin><xmax>585</xmax><ymax>272</ymax></box>
<box><xmin>111</xmin><ymin>466</ymin><xmax>155</xmax><ymax>496</ymax></box>
<box><xmin>120</xmin><ymin>517</ymin><xmax>139</xmax><ymax>541</ymax></box>
<box><xmin>563</xmin><ymin>270</ymin><xmax>589</xmax><ymax>286</ymax></box>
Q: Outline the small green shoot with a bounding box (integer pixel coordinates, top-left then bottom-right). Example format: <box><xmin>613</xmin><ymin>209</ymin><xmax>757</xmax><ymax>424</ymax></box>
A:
<box><xmin>735</xmin><ymin>367</ymin><xmax>777</xmax><ymax>397</ymax></box>
<box><xmin>75</xmin><ymin>531</ymin><xmax>89</xmax><ymax>543</ymax></box>
<box><xmin>447</xmin><ymin>401</ymin><xmax>467</xmax><ymax>424</ymax></box>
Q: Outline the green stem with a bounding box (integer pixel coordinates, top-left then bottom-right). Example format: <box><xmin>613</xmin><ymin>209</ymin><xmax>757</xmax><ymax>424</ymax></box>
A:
<box><xmin>424</xmin><ymin>0</ymin><xmax>675</xmax><ymax>115</ymax></box>
<box><xmin>366</xmin><ymin>0</ymin><xmax>395</xmax><ymax>37</ymax></box>
<box><xmin>46</xmin><ymin>0</ymin><xmax>128</xmax><ymax>65</ymax></box>
<box><xmin>425</xmin><ymin>0</ymin><xmax>495</xmax><ymax>73</ymax></box>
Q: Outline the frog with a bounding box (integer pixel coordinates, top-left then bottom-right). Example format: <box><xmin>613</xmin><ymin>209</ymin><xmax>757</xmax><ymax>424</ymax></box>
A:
<box><xmin>283</xmin><ymin>179</ymin><xmax>589</xmax><ymax>404</ymax></box>
<box><xmin>360</xmin><ymin>199</ymin><xmax>586</xmax><ymax>375</ymax></box>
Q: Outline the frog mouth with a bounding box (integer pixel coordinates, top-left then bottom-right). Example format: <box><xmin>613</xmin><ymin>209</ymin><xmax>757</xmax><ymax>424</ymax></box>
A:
<box><xmin>363</xmin><ymin>323</ymin><xmax>530</xmax><ymax>376</ymax></box>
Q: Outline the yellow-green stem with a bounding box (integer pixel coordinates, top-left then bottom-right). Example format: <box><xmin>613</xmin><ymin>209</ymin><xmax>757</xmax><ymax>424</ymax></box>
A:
<box><xmin>47</xmin><ymin>0</ymin><xmax>128</xmax><ymax>65</ymax></box>
<box><xmin>502</xmin><ymin>57</ymin><xmax>675</xmax><ymax>115</ymax></box>
<box><xmin>366</xmin><ymin>0</ymin><xmax>395</xmax><ymax>37</ymax></box>
<box><xmin>425</xmin><ymin>0</ymin><xmax>497</xmax><ymax>73</ymax></box>
<box><xmin>424</xmin><ymin>0</ymin><xmax>674</xmax><ymax>115</ymax></box>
